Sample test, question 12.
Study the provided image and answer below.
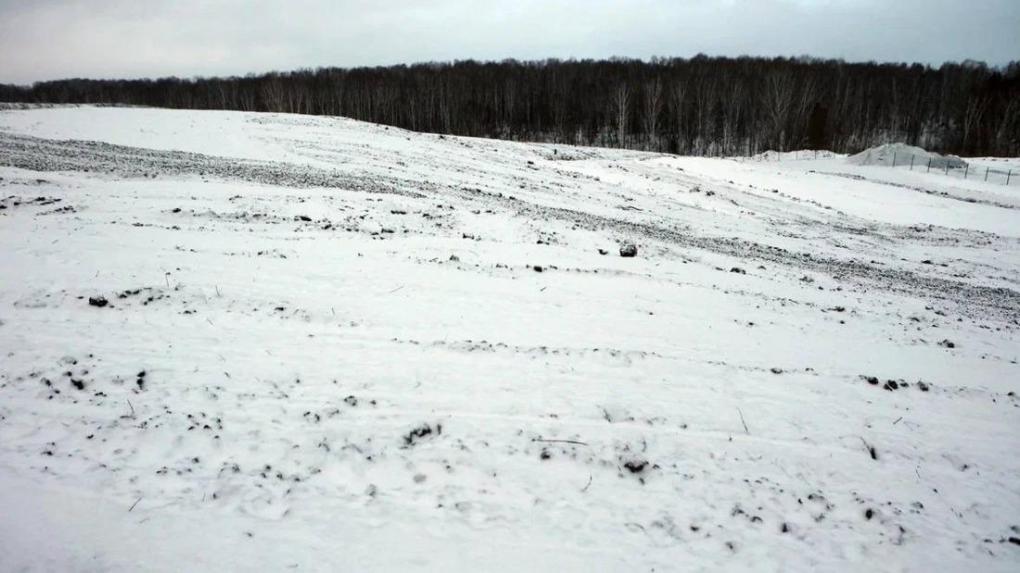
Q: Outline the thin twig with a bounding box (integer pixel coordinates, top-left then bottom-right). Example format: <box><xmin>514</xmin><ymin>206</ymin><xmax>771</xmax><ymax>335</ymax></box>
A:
<box><xmin>534</xmin><ymin>438</ymin><xmax>589</xmax><ymax>446</ymax></box>
<box><xmin>387</xmin><ymin>285</ymin><xmax>405</xmax><ymax>294</ymax></box>
<box><xmin>737</xmin><ymin>408</ymin><xmax>750</xmax><ymax>435</ymax></box>
<box><xmin>860</xmin><ymin>437</ymin><xmax>878</xmax><ymax>460</ymax></box>
<box><xmin>581</xmin><ymin>474</ymin><xmax>593</xmax><ymax>493</ymax></box>
<box><xmin>126</xmin><ymin>399</ymin><xmax>136</xmax><ymax>419</ymax></box>
<box><xmin>129</xmin><ymin>496</ymin><xmax>143</xmax><ymax>512</ymax></box>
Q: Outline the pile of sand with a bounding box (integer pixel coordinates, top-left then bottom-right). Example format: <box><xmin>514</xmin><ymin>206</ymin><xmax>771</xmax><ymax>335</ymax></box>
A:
<box><xmin>847</xmin><ymin>143</ymin><xmax>967</xmax><ymax>169</ymax></box>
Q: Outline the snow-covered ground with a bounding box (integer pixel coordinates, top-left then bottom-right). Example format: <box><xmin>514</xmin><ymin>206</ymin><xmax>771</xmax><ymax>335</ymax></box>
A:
<box><xmin>0</xmin><ymin>106</ymin><xmax>1018</xmax><ymax>572</ymax></box>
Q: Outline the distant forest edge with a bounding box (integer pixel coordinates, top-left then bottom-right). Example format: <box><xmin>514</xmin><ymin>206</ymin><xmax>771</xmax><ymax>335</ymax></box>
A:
<box><xmin>2</xmin><ymin>56</ymin><xmax>1018</xmax><ymax>157</ymax></box>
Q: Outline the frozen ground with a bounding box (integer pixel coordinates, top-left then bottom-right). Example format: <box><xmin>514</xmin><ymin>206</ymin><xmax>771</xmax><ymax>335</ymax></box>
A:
<box><xmin>0</xmin><ymin>106</ymin><xmax>1018</xmax><ymax>572</ymax></box>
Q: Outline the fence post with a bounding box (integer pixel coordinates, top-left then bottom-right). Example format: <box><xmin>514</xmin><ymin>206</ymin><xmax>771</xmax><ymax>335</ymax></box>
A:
<box><xmin>944</xmin><ymin>162</ymin><xmax>949</xmax><ymax>175</ymax></box>
<box><xmin>1009</xmin><ymin>169</ymin><xmax>1013</xmax><ymax>186</ymax></box>
<box><xmin>985</xmin><ymin>167</ymin><xmax>990</xmax><ymax>181</ymax></box>
<box><xmin>927</xmin><ymin>158</ymin><xmax>932</xmax><ymax>172</ymax></box>
<box><xmin>910</xmin><ymin>156</ymin><xmax>914</xmax><ymax>170</ymax></box>
<box><xmin>892</xmin><ymin>152</ymin><xmax>897</xmax><ymax>167</ymax></box>
<box><xmin>964</xmin><ymin>164</ymin><xmax>968</xmax><ymax>179</ymax></box>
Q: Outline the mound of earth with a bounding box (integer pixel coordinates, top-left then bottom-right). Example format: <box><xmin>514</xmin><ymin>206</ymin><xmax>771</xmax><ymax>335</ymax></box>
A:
<box><xmin>848</xmin><ymin>143</ymin><xmax>967</xmax><ymax>169</ymax></box>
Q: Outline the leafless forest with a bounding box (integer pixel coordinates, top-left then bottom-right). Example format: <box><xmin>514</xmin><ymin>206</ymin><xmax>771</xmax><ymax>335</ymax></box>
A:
<box><xmin>2</xmin><ymin>56</ymin><xmax>1017</xmax><ymax>156</ymax></box>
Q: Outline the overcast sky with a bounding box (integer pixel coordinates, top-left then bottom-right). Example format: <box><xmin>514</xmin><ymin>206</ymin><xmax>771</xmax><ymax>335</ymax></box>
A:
<box><xmin>1</xmin><ymin>0</ymin><xmax>1017</xmax><ymax>84</ymax></box>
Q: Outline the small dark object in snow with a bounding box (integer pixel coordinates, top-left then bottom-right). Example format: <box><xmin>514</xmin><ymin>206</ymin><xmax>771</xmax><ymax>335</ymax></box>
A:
<box><xmin>832</xmin><ymin>306</ymin><xmax>846</xmax><ymax>312</ymax></box>
<box><xmin>780</xmin><ymin>523</ymin><xmax>789</xmax><ymax>533</ymax></box>
<box><xmin>296</xmin><ymin>215</ymin><xmax>312</xmax><ymax>222</ymax></box>
<box><xmin>404</xmin><ymin>423</ymin><xmax>441</xmax><ymax>446</ymax></box>
<box><xmin>88</xmin><ymin>296</ymin><xmax>109</xmax><ymax>308</ymax></box>
<box><xmin>623</xmin><ymin>460</ymin><xmax>648</xmax><ymax>473</ymax></box>
<box><xmin>344</xmin><ymin>395</ymin><xmax>358</xmax><ymax>406</ymax></box>
<box><xmin>865</xmin><ymin>508</ymin><xmax>874</xmax><ymax>520</ymax></box>
<box><xmin>533</xmin><ymin>265</ymin><xmax>544</xmax><ymax>272</ymax></box>
<box><xmin>730</xmin><ymin>267</ymin><xmax>746</xmax><ymax>274</ymax></box>
<box><xmin>449</xmin><ymin>254</ymin><xmax>460</xmax><ymax>262</ymax></box>
<box><xmin>598</xmin><ymin>248</ymin><xmax>609</xmax><ymax>255</ymax></box>
<box><xmin>921</xmin><ymin>259</ymin><xmax>933</xmax><ymax>265</ymax></box>
<box><xmin>539</xmin><ymin>449</ymin><xmax>551</xmax><ymax>460</ymax></box>
<box><xmin>171</xmin><ymin>207</ymin><xmax>182</xmax><ymax>213</ymax></box>
<box><xmin>770</xmin><ymin>367</ymin><xmax>783</xmax><ymax>375</ymax></box>
<box><xmin>1008</xmin><ymin>537</ymin><xmax>1020</xmax><ymax>546</ymax></box>
<box><xmin>70</xmin><ymin>379</ymin><xmax>85</xmax><ymax>390</ymax></box>
<box><xmin>938</xmin><ymin>339</ymin><xmax>956</xmax><ymax>349</ymax></box>
<box><xmin>883</xmin><ymin>380</ymin><xmax>899</xmax><ymax>391</ymax></box>
<box><xmin>918</xmin><ymin>381</ymin><xmax>930</xmax><ymax>392</ymax></box>
<box><xmin>619</xmin><ymin>244</ymin><xmax>638</xmax><ymax>258</ymax></box>
<box><xmin>864</xmin><ymin>376</ymin><xmax>879</xmax><ymax>385</ymax></box>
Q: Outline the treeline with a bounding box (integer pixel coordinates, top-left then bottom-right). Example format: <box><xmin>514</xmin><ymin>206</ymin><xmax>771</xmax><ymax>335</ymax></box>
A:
<box><xmin>2</xmin><ymin>55</ymin><xmax>1018</xmax><ymax>156</ymax></box>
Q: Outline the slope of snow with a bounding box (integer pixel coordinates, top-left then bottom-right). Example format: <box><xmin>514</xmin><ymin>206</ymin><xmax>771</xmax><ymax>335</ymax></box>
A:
<box><xmin>1</xmin><ymin>106</ymin><xmax>1018</xmax><ymax>572</ymax></box>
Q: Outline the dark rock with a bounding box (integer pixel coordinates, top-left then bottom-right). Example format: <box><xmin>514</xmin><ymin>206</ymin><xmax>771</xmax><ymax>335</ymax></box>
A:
<box><xmin>730</xmin><ymin>267</ymin><xmax>746</xmax><ymax>274</ymax></box>
<box><xmin>533</xmin><ymin>265</ymin><xmax>544</xmax><ymax>272</ymax></box>
<box><xmin>623</xmin><ymin>459</ymin><xmax>648</xmax><ymax>473</ymax></box>
<box><xmin>88</xmin><ymin>296</ymin><xmax>109</xmax><ymax>308</ymax></box>
<box><xmin>598</xmin><ymin>248</ymin><xmax>609</xmax><ymax>255</ymax></box>
<box><xmin>619</xmin><ymin>244</ymin><xmax>638</xmax><ymax>258</ymax></box>
<box><xmin>938</xmin><ymin>339</ymin><xmax>956</xmax><ymax>349</ymax></box>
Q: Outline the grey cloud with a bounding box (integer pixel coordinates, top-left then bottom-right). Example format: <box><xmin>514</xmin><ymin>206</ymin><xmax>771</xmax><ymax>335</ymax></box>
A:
<box><xmin>1</xmin><ymin>0</ymin><xmax>1017</xmax><ymax>84</ymax></box>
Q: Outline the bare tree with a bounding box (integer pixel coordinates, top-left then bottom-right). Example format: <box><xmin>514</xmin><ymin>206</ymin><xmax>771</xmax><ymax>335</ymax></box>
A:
<box><xmin>642</xmin><ymin>79</ymin><xmax>663</xmax><ymax>150</ymax></box>
<box><xmin>613</xmin><ymin>83</ymin><xmax>631</xmax><ymax>148</ymax></box>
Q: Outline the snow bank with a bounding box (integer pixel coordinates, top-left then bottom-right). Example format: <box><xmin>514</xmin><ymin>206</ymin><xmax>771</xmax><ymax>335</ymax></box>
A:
<box><xmin>848</xmin><ymin>142</ymin><xmax>967</xmax><ymax>169</ymax></box>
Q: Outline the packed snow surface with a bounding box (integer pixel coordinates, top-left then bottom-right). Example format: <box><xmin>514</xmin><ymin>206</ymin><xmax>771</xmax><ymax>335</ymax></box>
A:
<box><xmin>1</xmin><ymin>106</ymin><xmax>1019</xmax><ymax>572</ymax></box>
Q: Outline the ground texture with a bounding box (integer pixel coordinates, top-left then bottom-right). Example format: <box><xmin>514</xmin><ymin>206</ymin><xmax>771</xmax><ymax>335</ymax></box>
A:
<box><xmin>1</xmin><ymin>106</ymin><xmax>1018</xmax><ymax>571</ymax></box>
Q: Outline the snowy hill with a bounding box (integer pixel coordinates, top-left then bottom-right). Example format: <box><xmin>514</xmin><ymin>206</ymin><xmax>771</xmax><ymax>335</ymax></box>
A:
<box><xmin>1</xmin><ymin>106</ymin><xmax>1018</xmax><ymax>572</ymax></box>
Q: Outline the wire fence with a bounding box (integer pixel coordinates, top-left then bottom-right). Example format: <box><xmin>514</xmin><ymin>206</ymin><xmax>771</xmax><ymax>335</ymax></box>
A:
<box><xmin>749</xmin><ymin>149</ymin><xmax>1017</xmax><ymax>186</ymax></box>
<box><xmin>888</xmin><ymin>153</ymin><xmax>1016</xmax><ymax>186</ymax></box>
